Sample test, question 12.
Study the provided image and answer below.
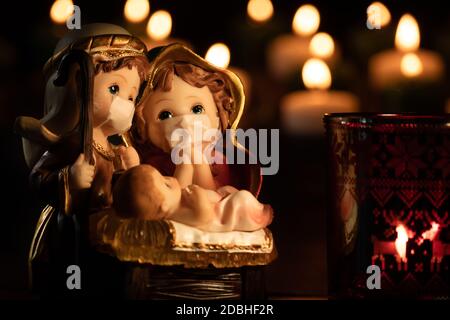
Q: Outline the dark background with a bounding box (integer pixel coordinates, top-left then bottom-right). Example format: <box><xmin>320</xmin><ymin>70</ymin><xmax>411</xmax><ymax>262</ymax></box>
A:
<box><xmin>0</xmin><ymin>0</ymin><xmax>448</xmax><ymax>298</ymax></box>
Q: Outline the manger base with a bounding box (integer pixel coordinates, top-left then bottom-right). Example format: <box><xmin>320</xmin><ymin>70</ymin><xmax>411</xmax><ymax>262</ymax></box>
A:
<box><xmin>124</xmin><ymin>264</ymin><xmax>266</xmax><ymax>300</ymax></box>
<box><xmin>89</xmin><ymin>211</ymin><xmax>275</xmax><ymax>299</ymax></box>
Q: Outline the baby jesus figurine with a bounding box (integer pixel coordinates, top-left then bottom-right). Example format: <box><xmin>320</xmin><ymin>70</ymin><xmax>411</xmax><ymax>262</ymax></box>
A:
<box><xmin>113</xmin><ymin>164</ymin><xmax>273</xmax><ymax>232</ymax></box>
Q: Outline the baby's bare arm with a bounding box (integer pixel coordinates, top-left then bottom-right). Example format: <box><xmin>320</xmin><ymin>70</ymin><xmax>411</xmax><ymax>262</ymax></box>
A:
<box><xmin>191</xmin><ymin>185</ymin><xmax>216</xmax><ymax>225</ymax></box>
<box><xmin>170</xmin><ymin>185</ymin><xmax>215</xmax><ymax>228</ymax></box>
<box><xmin>174</xmin><ymin>163</ymin><xmax>194</xmax><ymax>189</ymax></box>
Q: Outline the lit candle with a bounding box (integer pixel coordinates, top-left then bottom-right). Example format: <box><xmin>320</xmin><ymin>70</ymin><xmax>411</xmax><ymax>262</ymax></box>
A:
<box><xmin>50</xmin><ymin>0</ymin><xmax>73</xmax><ymax>24</ymax></box>
<box><xmin>144</xmin><ymin>10</ymin><xmax>179</xmax><ymax>49</ymax></box>
<box><xmin>395</xmin><ymin>224</ymin><xmax>409</xmax><ymax>263</ymax></box>
<box><xmin>124</xmin><ymin>0</ymin><xmax>150</xmax><ymax>23</ymax></box>
<box><xmin>247</xmin><ymin>0</ymin><xmax>274</xmax><ymax>24</ymax></box>
<box><xmin>292</xmin><ymin>4</ymin><xmax>320</xmax><ymax>36</ymax></box>
<box><xmin>267</xmin><ymin>4</ymin><xmax>321</xmax><ymax>80</ymax></box>
<box><xmin>205</xmin><ymin>43</ymin><xmax>252</xmax><ymax>104</ymax></box>
<box><xmin>349</xmin><ymin>2</ymin><xmax>392</xmax><ymax>69</ymax></box>
<box><xmin>205</xmin><ymin>43</ymin><xmax>231</xmax><ymax>69</ymax></box>
<box><xmin>309</xmin><ymin>32</ymin><xmax>338</xmax><ymax>63</ymax></box>
<box><xmin>281</xmin><ymin>58</ymin><xmax>358</xmax><ymax>134</ymax></box>
<box><xmin>369</xmin><ymin>13</ymin><xmax>444</xmax><ymax>88</ymax></box>
<box><xmin>366</xmin><ymin>2</ymin><xmax>391</xmax><ymax>30</ymax></box>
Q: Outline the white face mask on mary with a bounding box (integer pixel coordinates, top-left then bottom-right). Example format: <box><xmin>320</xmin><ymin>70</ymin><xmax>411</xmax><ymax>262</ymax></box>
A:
<box><xmin>162</xmin><ymin>114</ymin><xmax>215</xmax><ymax>147</ymax></box>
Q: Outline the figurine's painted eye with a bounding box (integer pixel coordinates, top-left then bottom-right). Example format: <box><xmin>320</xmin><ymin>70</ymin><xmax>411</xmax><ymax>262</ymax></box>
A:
<box><xmin>108</xmin><ymin>84</ymin><xmax>120</xmax><ymax>95</ymax></box>
<box><xmin>165</xmin><ymin>182</ymin><xmax>172</xmax><ymax>189</ymax></box>
<box><xmin>191</xmin><ymin>104</ymin><xmax>204</xmax><ymax>114</ymax></box>
<box><xmin>158</xmin><ymin>110</ymin><xmax>173</xmax><ymax>120</ymax></box>
<box><xmin>128</xmin><ymin>96</ymin><xmax>134</xmax><ymax>102</ymax></box>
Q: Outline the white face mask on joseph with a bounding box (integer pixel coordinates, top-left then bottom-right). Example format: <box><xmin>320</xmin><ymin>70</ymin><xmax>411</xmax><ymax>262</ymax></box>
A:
<box><xmin>100</xmin><ymin>96</ymin><xmax>135</xmax><ymax>135</ymax></box>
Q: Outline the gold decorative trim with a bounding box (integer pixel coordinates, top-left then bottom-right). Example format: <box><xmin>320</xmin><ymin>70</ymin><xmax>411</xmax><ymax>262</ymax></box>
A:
<box><xmin>43</xmin><ymin>34</ymin><xmax>147</xmax><ymax>78</ymax></box>
<box><xmin>59</xmin><ymin>166</ymin><xmax>71</xmax><ymax>215</ymax></box>
<box><xmin>92</xmin><ymin>49</ymin><xmax>146</xmax><ymax>62</ymax></box>
<box><xmin>29</xmin><ymin>205</ymin><xmax>55</xmax><ymax>262</ymax></box>
<box><xmin>171</xmin><ymin>228</ymin><xmax>273</xmax><ymax>251</ymax></box>
<box><xmin>90</xmin><ymin>210</ymin><xmax>277</xmax><ymax>268</ymax></box>
<box><xmin>28</xmin><ymin>205</ymin><xmax>55</xmax><ymax>287</ymax></box>
<box><xmin>92</xmin><ymin>141</ymin><xmax>115</xmax><ymax>161</ymax></box>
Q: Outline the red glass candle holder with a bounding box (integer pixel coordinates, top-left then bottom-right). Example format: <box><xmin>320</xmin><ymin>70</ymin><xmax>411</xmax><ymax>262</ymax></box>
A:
<box><xmin>324</xmin><ymin>113</ymin><xmax>449</xmax><ymax>299</ymax></box>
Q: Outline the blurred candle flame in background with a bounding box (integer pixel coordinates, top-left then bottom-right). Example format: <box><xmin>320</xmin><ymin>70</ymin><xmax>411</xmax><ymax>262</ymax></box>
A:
<box><xmin>146</xmin><ymin>10</ymin><xmax>172</xmax><ymax>41</ymax></box>
<box><xmin>309</xmin><ymin>32</ymin><xmax>335</xmax><ymax>59</ymax></box>
<box><xmin>395</xmin><ymin>14</ymin><xmax>420</xmax><ymax>52</ymax></box>
<box><xmin>292</xmin><ymin>4</ymin><xmax>320</xmax><ymax>37</ymax></box>
<box><xmin>401</xmin><ymin>52</ymin><xmax>423</xmax><ymax>77</ymax></box>
<box><xmin>50</xmin><ymin>0</ymin><xmax>74</xmax><ymax>24</ymax></box>
<box><xmin>205</xmin><ymin>43</ymin><xmax>231</xmax><ymax>69</ymax></box>
<box><xmin>247</xmin><ymin>0</ymin><xmax>274</xmax><ymax>24</ymax></box>
<box><xmin>124</xmin><ymin>0</ymin><xmax>150</xmax><ymax>23</ymax></box>
<box><xmin>367</xmin><ymin>2</ymin><xmax>391</xmax><ymax>29</ymax></box>
<box><xmin>395</xmin><ymin>14</ymin><xmax>423</xmax><ymax>78</ymax></box>
<box><xmin>302</xmin><ymin>58</ymin><xmax>331</xmax><ymax>90</ymax></box>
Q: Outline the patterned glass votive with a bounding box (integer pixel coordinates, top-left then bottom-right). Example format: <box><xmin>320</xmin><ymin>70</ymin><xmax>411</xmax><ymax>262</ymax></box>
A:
<box><xmin>324</xmin><ymin>113</ymin><xmax>449</xmax><ymax>299</ymax></box>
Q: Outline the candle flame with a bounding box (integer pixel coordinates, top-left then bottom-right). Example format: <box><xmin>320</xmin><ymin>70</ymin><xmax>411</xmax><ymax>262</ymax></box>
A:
<box><xmin>309</xmin><ymin>32</ymin><xmax>335</xmax><ymax>58</ymax></box>
<box><xmin>395</xmin><ymin>224</ymin><xmax>409</xmax><ymax>260</ymax></box>
<box><xmin>205</xmin><ymin>43</ymin><xmax>230</xmax><ymax>69</ymax></box>
<box><xmin>292</xmin><ymin>4</ymin><xmax>320</xmax><ymax>37</ymax></box>
<box><xmin>247</xmin><ymin>0</ymin><xmax>274</xmax><ymax>23</ymax></box>
<box><xmin>400</xmin><ymin>53</ymin><xmax>423</xmax><ymax>77</ymax></box>
<box><xmin>422</xmin><ymin>222</ymin><xmax>440</xmax><ymax>241</ymax></box>
<box><xmin>146</xmin><ymin>10</ymin><xmax>172</xmax><ymax>41</ymax></box>
<box><xmin>367</xmin><ymin>2</ymin><xmax>391</xmax><ymax>29</ymax></box>
<box><xmin>395</xmin><ymin>14</ymin><xmax>420</xmax><ymax>52</ymax></box>
<box><xmin>124</xmin><ymin>0</ymin><xmax>150</xmax><ymax>23</ymax></box>
<box><xmin>50</xmin><ymin>0</ymin><xmax>74</xmax><ymax>24</ymax></box>
<box><xmin>302</xmin><ymin>58</ymin><xmax>331</xmax><ymax>90</ymax></box>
